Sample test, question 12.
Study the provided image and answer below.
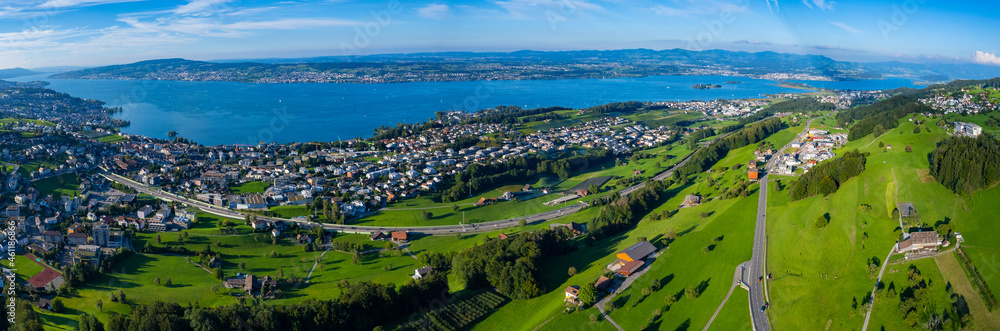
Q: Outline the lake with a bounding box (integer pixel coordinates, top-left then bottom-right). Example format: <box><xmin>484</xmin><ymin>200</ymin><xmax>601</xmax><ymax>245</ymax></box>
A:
<box><xmin>11</xmin><ymin>74</ymin><xmax>918</xmax><ymax>146</ymax></box>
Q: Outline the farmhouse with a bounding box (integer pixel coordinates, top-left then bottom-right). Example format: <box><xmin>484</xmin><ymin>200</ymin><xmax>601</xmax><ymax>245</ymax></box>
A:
<box><xmin>414</xmin><ymin>266</ymin><xmax>434</xmax><ymax>279</ymax></box>
<box><xmin>680</xmin><ymin>195</ymin><xmax>701</xmax><ymax>208</ymax></box>
<box><xmin>615</xmin><ymin>241</ymin><xmax>656</xmax><ymax>265</ymax></box>
<box><xmin>564</xmin><ymin>285</ymin><xmax>580</xmax><ymax>303</ymax></box>
<box><xmin>391</xmin><ymin>231</ymin><xmax>408</xmax><ymax>243</ymax></box>
<box><xmin>898</xmin><ymin>231</ymin><xmax>940</xmax><ymax>253</ymax></box>
<box><xmin>369</xmin><ymin>231</ymin><xmax>387</xmax><ymax>241</ymax></box>
<box><xmin>595</xmin><ymin>276</ymin><xmax>612</xmax><ymax>290</ymax></box>
<box><xmin>617</xmin><ymin>260</ymin><xmax>645</xmax><ymax>277</ymax></box>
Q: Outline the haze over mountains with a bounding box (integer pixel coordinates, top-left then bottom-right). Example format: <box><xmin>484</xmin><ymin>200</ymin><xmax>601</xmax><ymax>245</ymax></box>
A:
<box><xmin>43</xmin><ymin>49</ymin><xmax>1000</xmax><ymax>84</ymax></box>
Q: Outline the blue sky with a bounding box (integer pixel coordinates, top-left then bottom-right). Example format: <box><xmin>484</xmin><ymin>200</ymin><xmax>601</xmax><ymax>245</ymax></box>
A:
<box><xmin>0</xmin><ymin>0</ymin><xmax>998</xmax><ymax>68</ymax></box>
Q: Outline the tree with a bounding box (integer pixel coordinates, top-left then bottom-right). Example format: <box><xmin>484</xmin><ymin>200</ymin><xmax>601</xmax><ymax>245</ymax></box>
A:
<box><xmin>685</xmin><ymin>286</ymin><xmax>701</xmax><ymax>299</ymax></box>
<box><xmin>519</xmin><ymin>219</ymin><xmax>527</xmax><ymax>227</ymax></box>
<box><xmin>905</xmin><ymin>144</ymin><xmax>912</xmax><ymax>153</ymax></box>
<box><xmin>97</xmin><ymin>299</ymin><xmax>103</xmax><ymax>312</ymax></box>
<box><xmin>578</xmin><ymin>283</ymin><xmax>597</xmax><ymax>307</ymax></box>
<box><xmin>119</xmin><ymin>289</ymin><xmax>125</xmax><ymax>303</ymax></box>
<box><xmin>665</xmin><ymin>228</ymin><xmax>678</xmax><ymax>241</ymax></box>
<box><xmin>213</xmin><ymin>267</ymin><xmax>223</xmax><ymax>280</ymax></box>
<box><xmin>568</xmin><ymin>267</ymin><xmax>577</xmax><ymax>276</ymax></box>
<box><xmin>665</xmin><ymin>294</ymin><xmax>677</xmax><ymax>306</ymax></box>
<box><xmin>818</xmin><ymin>177</ymin><xmax>838</xmax><ymax>196</ymax></box>
<box><xmin>422</xmin><ymin>211</ymin><xmax>433</xmax><ymax>220</ymax></box>
<box><xmin>156</xmin><ymin>234</ymin><xmax>161</xmax><ymax>244</ymax></box>
<box><xmin>913</xmin><ymin>126</ymin><xmax>921</xmax><ymax>133</ymax></box>
<box><xmin>51</xmin><ymin>298</ymin><xmax>64</xmax><ymax>313</ymax></box>
<box><xmin>452</xmin><ymin>204</ymin><xmax>460</xmax><ymax>212</ymax></box>
<box><xmin>641</xmin><ymin>287</ymin><xmax>653</xmax><ymax>297</ymax></box>
<box><xmin>651</xmin><ymin>278</ymin><xmax>661</xmax><ymax>291</ymax></box>
<box><xmin>700</xmin><ymin>212</ymin><xmax>708</xmax><ymax>219</ymax></box>
<box><xmin>238</xmin><ymin>261</ymin><xmax>246</xmax><ymax>272</ymax></box>
<box><xmin>873</xmin><ymin>123</ymin><xmax>885</xmax><ymax>137</ymax></box>
<box><xmin>878</xmin><ymin>141</ymin><xmax>884</xmax><ymax>148</ymax></box>
<box><xmin>351</xmin><ymin>250</ymin><xmax>361</xmax><ymax>265</ymax></box>
<box><xmin>154</xmin><ymin>276</ymin><xmax>160</xmax><ymax>285</ymax></box>
<box><xmin>815</xmin><ymin>215</ymin><xmax>829</xmax><ymax>229</ymax></box>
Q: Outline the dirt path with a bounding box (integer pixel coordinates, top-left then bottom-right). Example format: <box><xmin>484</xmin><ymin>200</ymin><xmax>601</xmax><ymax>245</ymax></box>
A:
<box><xmin>933</xmin><ymin>252</ymin><xmax>1000</xmax><ymax>330</ymax></box>
<box><xmin>304</xmin><ymin>247</ymin><xmax>332</xmax><ymax>283</ymax></box>
<box><xmin>859</xmin><ymin>128</ymin><xmax>893</xmax><ymax>150</ymax></box>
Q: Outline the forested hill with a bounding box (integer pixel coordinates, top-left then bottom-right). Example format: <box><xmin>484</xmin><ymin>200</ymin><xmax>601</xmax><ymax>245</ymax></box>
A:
<box><xmin>930</xmin><ymin>135</ymin><xmax>1000</xmax><ymax>194</ymax></box>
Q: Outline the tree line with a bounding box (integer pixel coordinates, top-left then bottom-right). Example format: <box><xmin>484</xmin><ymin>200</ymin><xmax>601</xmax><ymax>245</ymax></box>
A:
<box><xmin>836</xmin><ymin>95</ymin><xmax>930</xmax><ymax>141</ymax></box>
<box><xmin>441</xmin><ymin>150</ymin><xmax>613</xmax><ymax>202</ymax></box>
<box><xmin>74</xmin><ymin>272</ymin><xmax>450</xmax><ymax>331</ymax></box>
<box><xmin>929</xmin><ymin>135</ymin><xmax>1000</xmax><ymax>194</ymax></box>
<box><xmin>587</xmin><ymin>179</ymin><xmax>670</xmax><ymax>239</ymax></box>
<box><xmin>585</xmin><ymin>101</ymin><xmax>645</xmax><ymax>114</ymax></box>
<box><xmin>788</xmin><ymin>149</ymin><xmax>868</xmax><ymax>200</ymax></box>
<box><xmin>451</xmin><ymin>227</ymin><xmax>577</xmax><ymax>299</ymax></box>
<box><xmin>676</xmin><ymin>117</ymin><xmax>785</xmax><ymax>177</ymax></box>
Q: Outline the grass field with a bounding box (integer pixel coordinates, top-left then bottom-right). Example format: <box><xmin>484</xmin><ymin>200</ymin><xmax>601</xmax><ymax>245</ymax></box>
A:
<box><xmin>707</xmin><ymin>289</ymin><xmax>752</xmax><ymax>331</ymax></box>
<box><xmin>230</xmin><ymin>181</ymin><xmax>271</xmax><ymax>194</ymax></box>
<box><xmin>476</xmin><ymin>150</ymin><xmax>764</xmax><ymax>330</ymax></box>
<box><xmin>268</xmin><ymin>205</ymin><xmax>309</xmax><ymax>218</ymax></box>
<box><xmin>94</xmin><ymin>134</ymin><xmax>128</xmax><ymax>143</ymax></box>
<box><xmin>0</xmin><ymin>118</ymin><xmax>56</xmax><ymax>126</ymax></box>
<box><xmin>33</xmin><ymin>173</ymin><xmax>80</xmax><ymax>199</ymax></box>
<box><xmin>865</xmin><ymin>258</ymin><xmax>953</xmax><ymax>331</ymax></box>
<box><xmin>765</xmin><ymin>113</ymin><xmax>1000</xmax><ymax>330</ymax></box>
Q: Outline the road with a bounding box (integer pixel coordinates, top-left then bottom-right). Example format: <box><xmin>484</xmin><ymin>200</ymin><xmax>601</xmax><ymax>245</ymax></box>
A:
<box><xmin>96</xmin><ymin>115</ymin><xmax>777</xmax><ymax>236</ymax></box>
<box><xmin>704</xmin><ymin>262</ymin><xmax>749</xmax><ymax>331</ymax></box>
<box><xmin>99</xmin><ymin>168</ymin><xmax>587</xmax><ymax>235</ymax></box>
<box><xmin>749</xmin><ymin>174</ymin><xmax>771</xmax><ymax>331</ymax></box>
<box><xmin>749</xmin><ymin>113</ymin><xmax>832</xmax><ymax>330</ymax></box>
<box><xmin>861</xmin><ymin>243</ymin><xmax>897</xmax><ymax>331</ymax></box>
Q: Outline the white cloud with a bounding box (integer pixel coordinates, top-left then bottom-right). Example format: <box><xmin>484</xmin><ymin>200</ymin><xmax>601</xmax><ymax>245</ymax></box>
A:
<box><xmin>763</xmin><ymin>0</ymin><xmax>780</xmax><ymax>13</ymax></box>
<box><xmin>801</xmin><ymin>0</ymin><xmax>835</xmax><ymax>11</ymax></box>
<box><xmin>972</xmin><ymin>51</ymin><xmax>1000</xmax><ymax>66</ymax></box>
<box><xmin>36</xmin><ymin>0</ymin><xmax>144</xmax><ymax>9</ymax></box>
<box><xmin>651</xmin><ymin>0</ymin><xmax>748</xmax><ymax>17</ymax></box>
<box><xmin>493</xmin><ymin>0</ymin><xmax>603</xmax><ymax>19</ymax></box>
<box><xmin>173</xmin><ymin>0</ymin><xmax>235</xmax><ymax>16</ymax></box>
<box><xmin>119</xmin><ymin>16</ymin><xmax>360</xmax><ymax>38</ymax></box>
<box><xmin>417</xmin><ymin>4</ymin><xmax>450</xmax><ymax>19</ymax></box>
<box><xmin>829</xmin><ymin>21</ymin><xmax>861</xmax><ymax>34</ymax></box>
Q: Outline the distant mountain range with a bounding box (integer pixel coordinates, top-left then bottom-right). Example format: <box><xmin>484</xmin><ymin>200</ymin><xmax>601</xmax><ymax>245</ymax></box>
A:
<box><xmin>0</xmin><ymin>67</ymin><xmax>38</xmax><ymax>79</ymax></box>
<box><xmin>50</xmin><ymin>49</ymin><xmax>1000</xmax><ymax>84</ymax></box>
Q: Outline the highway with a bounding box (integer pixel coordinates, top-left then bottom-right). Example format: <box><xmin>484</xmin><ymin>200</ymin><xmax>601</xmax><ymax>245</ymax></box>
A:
<box><xmin>99</xmin><ymin>169</ymin><xmax>587</xmax><ymax>235</ymax></box>
<box><xmin>748</xmin><ymin>113</ymin><xmax>831</xmax><ymax>330</ymax></box>
<box><xmin>96</xmin><ymin>115</ymin><xmax>775</xmax><ymax>236</ymax></box>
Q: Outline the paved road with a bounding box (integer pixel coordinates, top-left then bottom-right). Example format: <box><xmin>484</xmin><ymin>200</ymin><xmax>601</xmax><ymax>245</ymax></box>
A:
<box><xmin>595</xmin><ymin>251</ymin><xmax>660</xmax><ymax>331</ymax></box>
<box><xmin>704</xmin><ymin>262</ymin><xmax>749</xmax><ymax>331</ymax></box>
<box><xmin>99</xmin><ymin>168</ymin><xmax>587</xmax><ymax>235</ymax></box>
<box><xmin>749</xmin><ymin>174</ymin><xmax>771</xmax><ymax>331</ymax></box>
<box><xmin>749</xmin><ymin>114</ymin><xmax>832</xmax><ymax>330</ymax></box>
<box><xmin>97</xmin><ymin>115</ymin><xmax>777</xmax><ymax>236</ymax></box>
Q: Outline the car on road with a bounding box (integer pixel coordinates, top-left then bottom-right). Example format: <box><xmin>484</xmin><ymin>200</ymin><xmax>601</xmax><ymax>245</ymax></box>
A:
<box><xmin>758</xmin><ymin>276</ymin><xmax>762</xmax><ymax>282</ymax></box>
